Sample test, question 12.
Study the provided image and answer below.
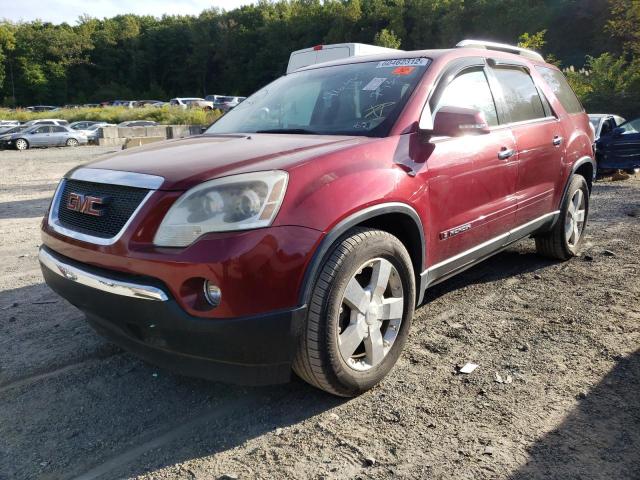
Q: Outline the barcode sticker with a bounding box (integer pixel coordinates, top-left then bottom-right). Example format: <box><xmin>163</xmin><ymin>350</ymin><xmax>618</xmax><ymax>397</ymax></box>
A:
<box><xmin>377</xmin><ymin>58</ymin><xmax>429</xmax><ymax>68</ymax></box>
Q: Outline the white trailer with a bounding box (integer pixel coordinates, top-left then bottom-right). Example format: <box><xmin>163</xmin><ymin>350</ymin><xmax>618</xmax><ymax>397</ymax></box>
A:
<box><xmin>286</xmin><ymin>43</ymin><xmax>402</xmax><ymax>74</ymax></box>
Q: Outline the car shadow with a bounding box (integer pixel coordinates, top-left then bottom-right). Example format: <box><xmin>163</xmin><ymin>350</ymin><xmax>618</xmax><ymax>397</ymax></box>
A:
<box><xmin>510</xmin><ymin>349</ymin><xmax>640</xmax><ymax>480</ymax></box>
<box><xmin>0</xmin><ymin>197</ymin><xmax>50</xmax><ymax>220</ymax></box>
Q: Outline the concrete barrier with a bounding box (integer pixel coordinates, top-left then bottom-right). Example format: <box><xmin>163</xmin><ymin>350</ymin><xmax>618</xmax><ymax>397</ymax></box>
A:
<box><xmin>118</xmin><ymin>127</ymin><xmax>147</xmax><ymax>138</ymax></box>
<box><xmin>98</xmin><ymin>126</ymin><xmax>119</xmax><ymax>139</ymax></box>
<box><xmin>95</xmin><ymin>124</ymin><xmax>203</xmax><ymax>147</ymax></box>
<box><xmin>122</xmin><ymin>136</ymin><xmax>165</xmax><ymax>149</ymax></box>
<box><xmin>97</xmin><ymin>138</ymin><xmax>126</xmax><ymax>146</ymax></box>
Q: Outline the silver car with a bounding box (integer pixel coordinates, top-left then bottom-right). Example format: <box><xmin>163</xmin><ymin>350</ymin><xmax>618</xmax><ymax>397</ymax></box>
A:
<box><xmin>4</xmin><ymin>124</ymin><xmax>88</xmax><ymax>150</ymax></box>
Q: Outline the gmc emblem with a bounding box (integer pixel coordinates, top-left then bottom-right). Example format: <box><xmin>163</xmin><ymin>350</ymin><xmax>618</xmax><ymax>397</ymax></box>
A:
<box><xmin>66</xmin><ymin>193</ymin><xmax>108</xmax><ymax>217</ymax></box>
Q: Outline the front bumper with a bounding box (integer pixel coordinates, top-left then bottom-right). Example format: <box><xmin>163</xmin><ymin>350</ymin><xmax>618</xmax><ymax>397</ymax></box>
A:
<box><xmin>39</xmin><ymin>246</ymin><xmax>306</xmax><ymax>385</ymax></box>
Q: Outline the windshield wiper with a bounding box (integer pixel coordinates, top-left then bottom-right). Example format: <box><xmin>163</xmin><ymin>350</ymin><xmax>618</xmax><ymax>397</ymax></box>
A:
<box><xmin>255</xmin><ymin>128</ymin><xmax>318</xmax><ymax>134</ymax></box>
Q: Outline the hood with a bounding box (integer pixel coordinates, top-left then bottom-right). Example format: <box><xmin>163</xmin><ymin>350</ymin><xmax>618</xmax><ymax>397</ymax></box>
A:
<box><xmin>82</xmin><ymin>133</ymin><xmax>376</xmax><ymax>190</ymax></box>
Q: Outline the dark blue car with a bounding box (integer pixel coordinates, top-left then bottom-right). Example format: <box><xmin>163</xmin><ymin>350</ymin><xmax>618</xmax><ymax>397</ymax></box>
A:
<box><xmin>595</xmin><ymin>117</ymin><xmax>640</xmax><ymax>171</ymax></box>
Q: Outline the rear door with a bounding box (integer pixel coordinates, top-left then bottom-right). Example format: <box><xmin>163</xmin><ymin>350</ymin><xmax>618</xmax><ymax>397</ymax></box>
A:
<box><xmin>488</xmin><ymin>64</ymin><xmax>565</xmax><ymax>228</ymax></box>
<box><xmin>51</xmin><ymin>126</ymin><xmax>68</xmax><ymax>146</ymax></box>
<box><xmin>419</xmin><ymin>60</ymin><xmax>519</xmax><ymax>270</ymax></box>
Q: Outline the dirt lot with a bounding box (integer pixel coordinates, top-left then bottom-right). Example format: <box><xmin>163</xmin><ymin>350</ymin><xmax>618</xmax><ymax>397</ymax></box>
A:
<box><xmin>0</xmin><ymin>146</ymin><xmax>639</xmax><ymax>480</ymax></box>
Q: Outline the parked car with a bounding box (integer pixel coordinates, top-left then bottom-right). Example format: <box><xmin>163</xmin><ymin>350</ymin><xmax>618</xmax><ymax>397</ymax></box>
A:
<box><xmin>117</xmin><ymin>120</ymin><xmax>158</xmax><ymax>127</ymax></box>
<box><xmin>170</xmin><ymin>97</ymin><xmax>214</xmax><ymax>110</ymax></box>
<box><xmin>588</xmin><ymin>113</ymin><xmax>626</xmax><ymax>140</ymax></box>
<box><xmin>70</xmin><ymin>121</ymin><xmax>103</xmax><ymax>130</ymax></box>
<box><xmin>83</xmin><ymin>103</ymin><xmax>101</xmax><ymax>108</ymax></box>
<box><xmin>112</xmin><ymin>100</ymin><xmax>137</xmax><ymax>108</ymax></box>
<box><xmin>39</xmin><ymin>40</ymin><xmax>594</xmax><ymax>396</ymax></box>
<box><xmin>26</xmin><ymin>105</ymin><xmax>59</xmax><ymax>112</ymax></box>
<box><xmin>2</xmin><ymin>124</ymin><xmax>87</xmax><ymax>150</ymax></box>
<box><xmin>134</xmin><ymin>100</ymin><xmax>163</xmax><ymax>108</ymax></box>
<box><xmin>211</xmin><ymin>95</ymin><xmax>246</xmax><ymax>112</ymax></box>
<box><xmin>0</xmin><ymin>120</ymin><xmax>20</xmax><ymax>133</ymax></box>
<box><xmin>0</xmin><ymin>125</ymin><xmax>29</xmax><ymax>147</ymax></box>
<box><xmin>76</xmin><ymin>123</ymin><xmax>114</xmax><ymax>143</ymax></box>
<box><xmin>595</xmin><ymin>117</ymin><xmax>640</xmax><ymax>172</ymax></box>
<box><xmin>24</xmin><ymin>119</ymin><xmax>70</xmax><ymax>127</ymax></box>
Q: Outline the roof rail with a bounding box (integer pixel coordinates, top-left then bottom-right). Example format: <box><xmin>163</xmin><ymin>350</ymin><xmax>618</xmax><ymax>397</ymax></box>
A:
<box><xmin>456</xmin><ymin>39</ymin><xmax>544</xmax><ymax>62</ymax></box>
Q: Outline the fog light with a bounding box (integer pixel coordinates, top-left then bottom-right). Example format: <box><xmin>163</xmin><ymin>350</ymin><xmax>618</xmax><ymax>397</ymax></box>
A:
<box><xmin>203</xmin><ymin>281</ymin><xmax>222</xmax><ymax>307</ymax></box>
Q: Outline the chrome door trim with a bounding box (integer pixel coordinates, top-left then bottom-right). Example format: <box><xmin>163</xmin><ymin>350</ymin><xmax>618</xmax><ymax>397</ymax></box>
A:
<box><xmin>47</xmin><ymin>179</ymin><xmax>156</xmax><ymax>246</ymax></box>
<box><xmin>68</xmin><ymin>168</ymin><xmax>165</xmax><ymax>190</ymax></box>
<box><xmin>39</xmin><ymin>247</ymin><xmax>168</xmax><ymax>301</ymax></box>
<box><xmin>423</xmin><ymin>210</ymin><xmax>559</xmax><ymax>289</ymax></box>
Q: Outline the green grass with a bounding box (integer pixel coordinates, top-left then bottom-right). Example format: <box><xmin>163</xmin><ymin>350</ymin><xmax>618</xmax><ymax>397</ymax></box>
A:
<box><xmin>0</xmin><ymin>106</ymin><xmax>222</xmax><ymax>125</ymax></box>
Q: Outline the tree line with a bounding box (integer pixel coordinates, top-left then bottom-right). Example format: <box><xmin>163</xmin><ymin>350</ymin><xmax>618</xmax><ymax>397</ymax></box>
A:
<box><xmin>0</xmin><ymin>0</ymin><xmax>638</xmax><ymax>117</ymax></box>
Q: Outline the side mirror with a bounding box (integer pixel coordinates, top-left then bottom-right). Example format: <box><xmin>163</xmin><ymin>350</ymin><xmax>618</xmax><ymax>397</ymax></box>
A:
<box><xmin>612</xmin><ymin>127</ymin><xmax>625</xmax><ymax>137</ymax></box>
<box><xmin>420</xmin><ymin>105</ymin><xmax>490</xmax><ymax>137</ymax></box>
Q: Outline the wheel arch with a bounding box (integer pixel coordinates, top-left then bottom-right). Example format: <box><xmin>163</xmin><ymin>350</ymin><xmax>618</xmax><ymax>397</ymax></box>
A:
<box><xmin>547</xmin><ymin>155</ymin><xmax>594</xmax><ymax>231</ymax></box>
<box><xmin>298</xmin><ymin>202</ymin><xmax>425</xmax><ymax>308</ymax></box>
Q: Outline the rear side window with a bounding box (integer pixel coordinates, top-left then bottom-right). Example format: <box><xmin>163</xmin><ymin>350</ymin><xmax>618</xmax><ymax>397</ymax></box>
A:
<box><xmin>536</xmin><ymin>66</ymin><xmax>584</xmax><ymax>114</ymax></box>
<box><xmin>433</xmin><ymin>68</ymin><xmax>499</xmax><ymax>126</ymax></box>
<box><xmin>492</xmin><ymin>67</ymin><xmax>546</xmax><ymax>123</ymax></box>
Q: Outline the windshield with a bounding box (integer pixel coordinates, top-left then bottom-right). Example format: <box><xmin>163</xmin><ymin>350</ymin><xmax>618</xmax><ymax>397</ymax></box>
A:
<box><xmin>206</xmin><ymin>58</ymin><xmax>430</xmax><ymax>137</ymax></box>
<box><xmin>619</xmin><ymin>118</ymin><xmax>640</xmax><ymax>135</ymax></box>
<box><xmin>589</xmin><ymin>117</ymin><xmax>601</xmax><ymax>130</ymax></box>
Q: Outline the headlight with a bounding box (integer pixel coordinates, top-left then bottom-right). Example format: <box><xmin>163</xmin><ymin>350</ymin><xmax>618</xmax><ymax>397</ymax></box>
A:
<box><xmin>154</xmin><ymin>170</ymin><xmax>288</xmax><ymax>247</ymax></box>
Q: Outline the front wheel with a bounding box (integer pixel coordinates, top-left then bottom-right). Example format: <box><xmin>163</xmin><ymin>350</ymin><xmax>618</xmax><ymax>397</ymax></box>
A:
<box><xmin>15</xmin><ymin>138</ymin><xmax>29</xmax><ymax>150</ymax></box>
<box><xmin>535</xmin><ymin>174</ymin><xmax>589</xmax><ymax>260</ymax></box>
<box><xmin>65</xmin><ymin>138</ymin><xmax>79</xmax><ymax>147</ymax></box>
<box><xmin>293</xmin><ymin>228</ymin><xmax>415</xmax><ymax>397</ymax></box>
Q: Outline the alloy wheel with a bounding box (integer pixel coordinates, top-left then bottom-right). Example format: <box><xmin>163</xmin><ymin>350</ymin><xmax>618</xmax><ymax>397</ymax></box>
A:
<box><xmin>66</xmin><ymin>138</ymin><xmax>79</xmax><ymax>147</ymax></box>
<box><xmin>565</xmin><ymin>188</ymin><xmax>586</xmax><ymax>248</ymax></box>
<box><xmin>337</xmin><ymin>258</ymin><xmax>404</xmax><ymax>371</ymax></box>
<box><xmin>15</xmin><ymin>139</ymin><xmax>28</xmax><ymax>150</ymax></box>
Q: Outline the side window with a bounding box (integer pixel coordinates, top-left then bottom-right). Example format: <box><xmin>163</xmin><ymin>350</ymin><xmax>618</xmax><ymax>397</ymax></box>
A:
<box><xmin>600</xmin><ymin>119</ymin><xmax>614</xmax><ymax>137</ymax></box>
<box><xmin>34</xmin><ymin>126</ymin><xmax>50</xmax><ymax>134</ymax></box>
<box><xmin>492</xmin><ymin>67</ymin><xmax>546</xmax><ymax>123</ymax></box>
<box><xmin>433</xmin><ymin>68</ymin><xmax>499</xmax><ymax>126</ymax></box>
<box><xmin>52</xmin><ymin>126</ymin><xmax>66</xmax><ymax>133</ymax></box>
<box><xmin>535</xmin><ymin>66</ymin><xmax>584</xmax><ymax>115</ymax></box>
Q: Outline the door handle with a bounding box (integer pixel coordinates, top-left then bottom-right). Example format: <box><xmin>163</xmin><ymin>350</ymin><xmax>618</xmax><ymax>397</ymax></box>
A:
<box><xmin>553</xmin><ymin>135</ymin><xmax>563</xmax><ymax>146</ymax></box>
<box><xmin>498</xmin><ymin>147</ymin><xmax>516</xmax><ymax>160</ymax></box>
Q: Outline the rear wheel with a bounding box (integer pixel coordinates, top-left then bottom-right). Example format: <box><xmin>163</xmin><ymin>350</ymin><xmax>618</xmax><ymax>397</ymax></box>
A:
<box><xmin>293</xmin><ymin>228</ymin><xmax>415</xmax><ymax>397</ymax></box>
<box><xmin>535</xmin><ymin>174</ymin><xmax>589</xmax><ymax>260</ymax></box>
<box><xmin>15</xmin><ymin>138</ymin><xmax>28</xmax><ymax>150</ymax></box>
<box><xmin>66</xmin><ymin>138</ymin><xmax>79</xmax><ymax>147</ymax></box>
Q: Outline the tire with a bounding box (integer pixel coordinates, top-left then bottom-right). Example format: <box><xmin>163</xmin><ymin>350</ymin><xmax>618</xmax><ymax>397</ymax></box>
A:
<box><xmin>15</xmin><ymin>138</ymin><xmax>29</xmax><ymax>151</ymax></box>
<box><xmin>535</xmin><ymin>174</ymin><xmax>589</xmax><ymax>260</ymax></box>
<box><xmin>66</xmin><ymin>138</ymin><xmax>79</xmax><ymax>147</ymax></box>
<box><xmin>293</xmin><ymin>228</ymin><xmax>416</xmax><ymax>397</ymax></box>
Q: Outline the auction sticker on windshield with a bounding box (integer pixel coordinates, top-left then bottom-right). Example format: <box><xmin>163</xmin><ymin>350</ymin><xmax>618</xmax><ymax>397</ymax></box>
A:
<box><xmin>377</xmin><ymin>58</ymin><xmax>429</xmax><ymax>68</ymax></box>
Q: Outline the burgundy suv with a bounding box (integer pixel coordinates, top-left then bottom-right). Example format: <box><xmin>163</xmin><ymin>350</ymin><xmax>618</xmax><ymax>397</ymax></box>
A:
<box><xmin>40</xmin><ymin>41</ymin><xmax>594</xmax><ymax>396</ymax></box>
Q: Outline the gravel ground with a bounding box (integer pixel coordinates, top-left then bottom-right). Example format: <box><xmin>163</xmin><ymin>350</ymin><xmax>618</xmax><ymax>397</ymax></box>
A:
<box><xmin>0</xmin><ymin>146</ymin><xmax>639</xmax><ymax>480</ymax></box>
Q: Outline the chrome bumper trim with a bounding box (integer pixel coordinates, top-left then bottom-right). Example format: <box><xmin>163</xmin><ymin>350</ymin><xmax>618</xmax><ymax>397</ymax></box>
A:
<box><xmin>68</xmin><ymin>168</ymin><xmax>165</xmax><ymax>189</ymax></box>
<box><xmin>39</xmin><ymin>248</ymin><xmax>168</xmax><ymax>301</ymax></box>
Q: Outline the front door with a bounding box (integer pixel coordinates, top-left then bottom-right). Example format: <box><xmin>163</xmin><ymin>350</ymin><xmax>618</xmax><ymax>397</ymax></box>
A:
<box><xmin>29</xmin><ymin>126</ymin><xmax>52</xmax><ymax>146</ymax></box>
<box><xmin>602</xmin><ymin>118</ymin><xmax>640</xmax><ymax>169</ymax></box>
<box><xmin>415</xmin><ymin>64</ymin><xmax>518</xmax><ymax>275</ymax></box>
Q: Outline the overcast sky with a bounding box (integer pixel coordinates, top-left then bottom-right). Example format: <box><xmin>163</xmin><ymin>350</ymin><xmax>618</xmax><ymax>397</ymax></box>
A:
<box><xmin>1</xmin><ymin>0</ymin><xmax>256</xmax><ymax>24</ymax></box>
